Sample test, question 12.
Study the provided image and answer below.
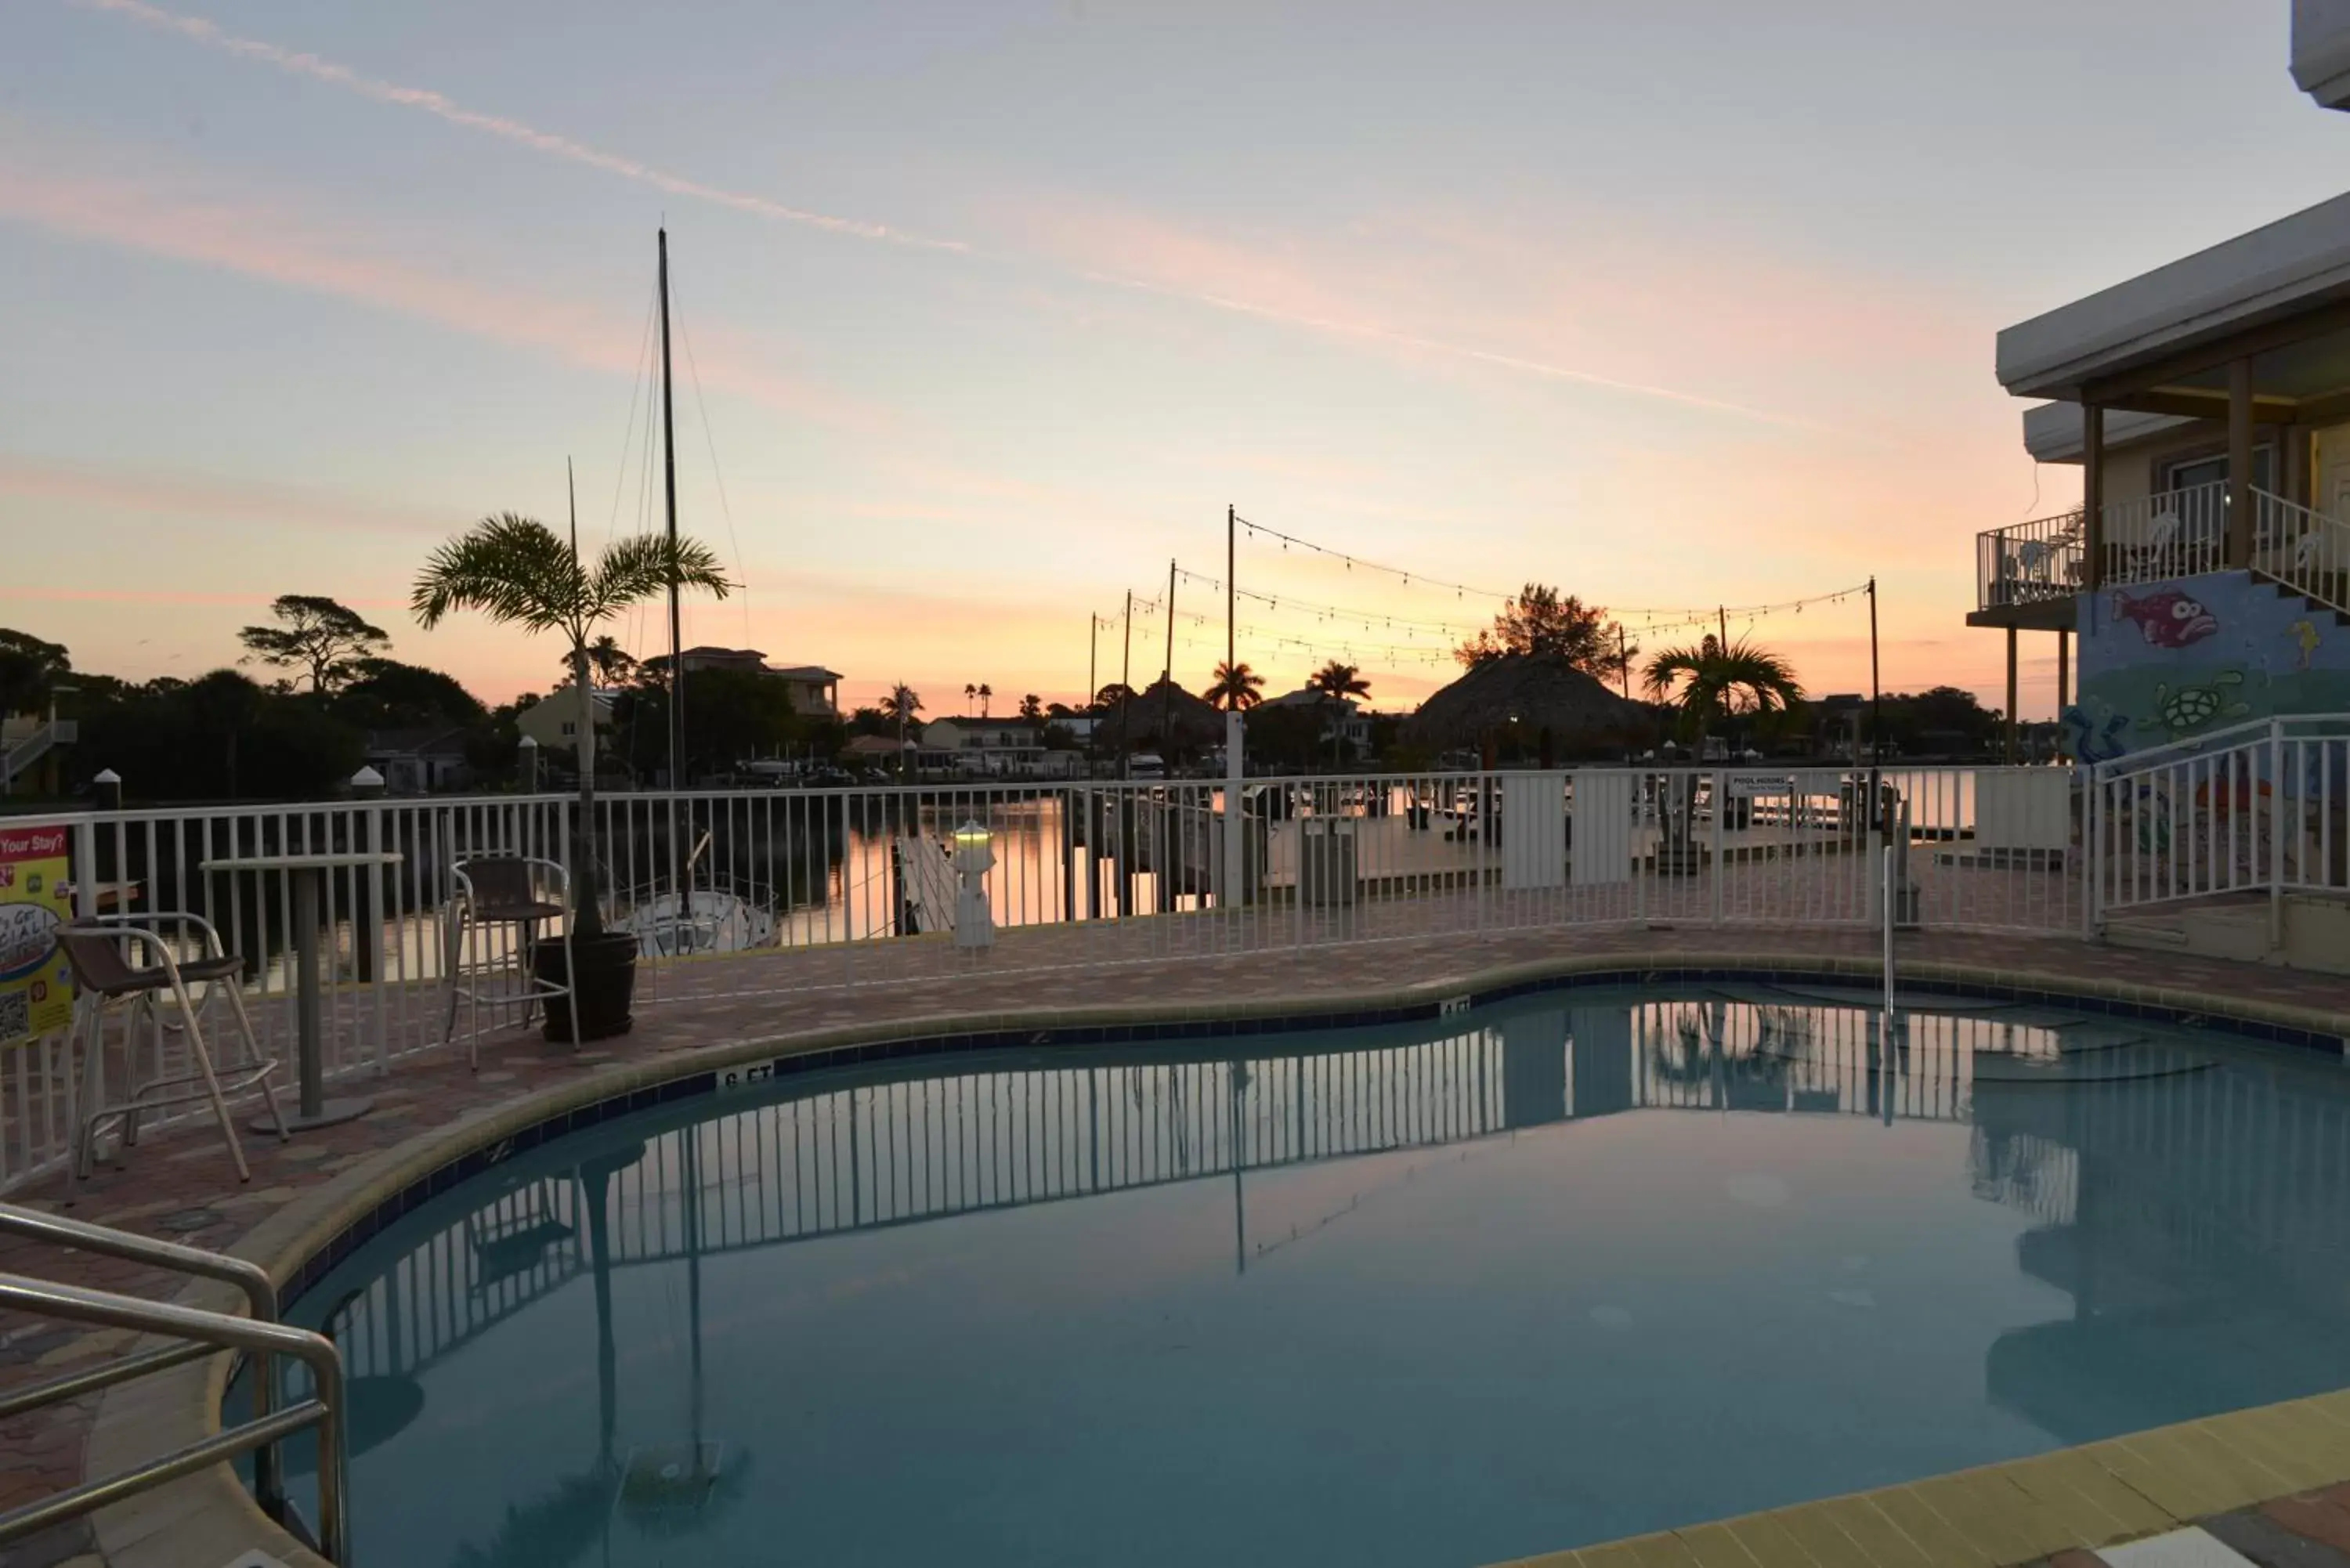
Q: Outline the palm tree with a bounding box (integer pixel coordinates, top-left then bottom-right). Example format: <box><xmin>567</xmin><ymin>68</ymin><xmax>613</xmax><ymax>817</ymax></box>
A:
<box><xmin>881</xmin><ymin>683</ymin><xmax>922</xmax><ymax>779</ymax></box>
<box><xmin>585</xmin><ymin>635</ymin><xmax>634</xmax><ymax>685</ymax></box>
<box><xmin>1642</xmin><ymin>635</ymin><xmax>1801</xmax><ymax>855</ymax></box>
<box><xmin>1018</xmin><ymin>693</ymin><xmax>1043</xmax><ymax>724</ymax></box>
<box><xmin>964</xmin><ymin>682</ymin><xmax>978</xmax><ymax>715</ymax></box>
<box><xmin>1207</xmin><ymin>659</ymin><xmax>1264</xmax><ymax>712</ymax></box>
<box><xmin>1307</xmin><ymin>660</ymin><xmax>1371</xmax><ymax>766</ymax></box>
<box><xmin>413</xmin><ymin>512</ymin><xmax>731</xmax><ymax>932</ymax></box>
<box><xmin>978</xmin><ymin>682</ymin><xmax>993</xmax><ymax>718</ymax></box>
<box><xmin>1640</xmin><ymin>634</ymin><xmax>1802</xmax><ymax>744</ymax></box>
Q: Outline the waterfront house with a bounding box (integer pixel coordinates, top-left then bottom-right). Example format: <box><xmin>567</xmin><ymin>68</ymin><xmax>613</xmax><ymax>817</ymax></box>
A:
<box><xmin>638</xmin><ymin>649</ymin><xmax>841</xmax><ymax>717</ymax></box>
<box><xmin>1978</xmin><ymin>10</ymin><xmax>2350</xmax><ymax>763</ymax></box>
<box><xmin>364</xmin><ymin>726</ymin><xmax>472</xmax><ymax>794</ymax></box>
<box><xmin>920</xmin><ymin>717</ymin><xmax>1045</xmax><ymax>775</ymax></box>
<box><xmin>514</xmin><ymin>690</ymin><xmax>616</xmax><ymax>760</ymax></box>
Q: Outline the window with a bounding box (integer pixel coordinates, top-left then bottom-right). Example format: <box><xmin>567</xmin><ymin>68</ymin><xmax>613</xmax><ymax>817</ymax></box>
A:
<box><xmin>2166</xmin><ymin>447</ymin><xmax>2273</xmax><ymax>493</ymax></box>
<box><xmin>560</xmin><ymin>721</ymin><xmax>576</xmax><ymax>735</ymax></box>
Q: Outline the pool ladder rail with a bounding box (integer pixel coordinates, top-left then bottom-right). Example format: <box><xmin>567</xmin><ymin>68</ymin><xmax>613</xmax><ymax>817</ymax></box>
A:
<box><xmin>0</xmin><ymin>1201</ymin><xmax>350</xmax><ymax>1563</ymax></box>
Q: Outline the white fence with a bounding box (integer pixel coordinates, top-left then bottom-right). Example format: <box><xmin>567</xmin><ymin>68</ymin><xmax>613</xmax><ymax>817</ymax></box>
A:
<box><xmin>2088</xmin><ymin>715</ymin><xmax>2350</xmax><ymax>916</ymax></box>
<box><xmin>0</xmin><ymin>764</ymin><xmax>2099</xmax><ymax>1190</ymax></box>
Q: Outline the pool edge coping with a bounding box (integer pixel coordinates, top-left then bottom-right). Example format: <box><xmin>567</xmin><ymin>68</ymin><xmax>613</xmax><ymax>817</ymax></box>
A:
<box><xmin>82</xmin><ymin>945</ymin><xmax>2350</xmax><ymax>1568</ymax></box>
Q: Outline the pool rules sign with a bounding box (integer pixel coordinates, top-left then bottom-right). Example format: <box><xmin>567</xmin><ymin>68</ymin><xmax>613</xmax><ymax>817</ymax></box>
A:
<box><xmin>0</xmin><ymin>825</ymin><xmax>72</xmax><ymax>1044</ymax></box>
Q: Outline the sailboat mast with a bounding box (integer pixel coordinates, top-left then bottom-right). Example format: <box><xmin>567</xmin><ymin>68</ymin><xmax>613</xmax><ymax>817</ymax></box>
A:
<box><xmin>658</xmin><ymin>227</ymin><xmax>684</xmax><ymax>786</ymax></box>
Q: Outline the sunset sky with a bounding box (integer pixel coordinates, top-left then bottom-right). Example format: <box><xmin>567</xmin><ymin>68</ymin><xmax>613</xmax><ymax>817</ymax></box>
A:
<box><xmin>4</xmin><ymin>1</ymin><xmax>2344</xmax><ymax>719</ymax></box>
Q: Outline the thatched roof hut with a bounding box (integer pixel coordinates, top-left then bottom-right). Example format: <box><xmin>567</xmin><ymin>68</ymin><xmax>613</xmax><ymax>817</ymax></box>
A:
<box><xmin>1101</xmin><ymin>677</ymin><xmax>1223</xmax><ymax>751</ymax></box>
<box><xmin>1404</xmin><ymin>654</ymin><xmax>1654</xmax><ymax>752</ymax></box>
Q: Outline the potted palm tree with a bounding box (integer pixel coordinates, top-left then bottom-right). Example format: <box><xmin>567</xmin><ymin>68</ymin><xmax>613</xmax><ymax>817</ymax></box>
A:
<box><xmin>413</xmin><ymin>512</ymin><xmax>732</xmax><ymax>1041</ymax></box>
<box><xmin>1640</xmin><ymin>634</ymin><xmax>1802</xmax><ymax>873</ymax></box>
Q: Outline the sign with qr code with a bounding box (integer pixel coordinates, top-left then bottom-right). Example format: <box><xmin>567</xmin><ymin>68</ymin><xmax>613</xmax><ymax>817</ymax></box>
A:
<box><xmin>0</xmin><ymin>825</ymin><xmax>71</xmax><ymax>1045</ymax></box>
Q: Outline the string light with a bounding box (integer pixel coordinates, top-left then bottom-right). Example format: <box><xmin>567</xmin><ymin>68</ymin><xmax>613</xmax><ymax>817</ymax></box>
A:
<box><xmin>1234</xmin><ymin>515</ymin><xmax>1517</xmax><ymax>602</ymax></box>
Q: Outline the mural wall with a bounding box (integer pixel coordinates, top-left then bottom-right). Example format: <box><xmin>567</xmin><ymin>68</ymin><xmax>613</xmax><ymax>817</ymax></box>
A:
<box><xmin>2063</xmin><ymin>570</ymin><xmax>2350</xmax><ymax>763</ymax></box>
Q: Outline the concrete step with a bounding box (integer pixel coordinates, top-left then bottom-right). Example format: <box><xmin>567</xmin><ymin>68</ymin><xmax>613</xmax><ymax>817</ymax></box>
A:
<box><xmin>2104</xmin><ymin>891</ymin><xmax>2350</xmax><ymax>975</ymax></box>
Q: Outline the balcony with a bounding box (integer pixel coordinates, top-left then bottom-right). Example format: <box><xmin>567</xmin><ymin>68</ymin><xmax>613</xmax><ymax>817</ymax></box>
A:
<box><xmin>1976</xmin><ymin>482</ymin><xmax>2350</xmax><ymax>624</ymax></box>
<box><xmin>1976</xmin><ymin>508</ymin><xmax>2084</xmax><ymax>622</ymax></box>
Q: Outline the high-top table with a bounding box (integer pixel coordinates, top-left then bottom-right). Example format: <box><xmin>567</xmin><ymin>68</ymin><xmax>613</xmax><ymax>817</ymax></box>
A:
<box><xmin>200</xmin><ymin>851</ymin><xmax>403</xmax><ymax>1131</ymax></box>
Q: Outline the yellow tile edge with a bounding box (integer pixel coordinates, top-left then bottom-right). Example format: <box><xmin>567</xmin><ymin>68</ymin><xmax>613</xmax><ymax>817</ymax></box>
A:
<box><xmin>1486</xmin><ymin>1390</ymin><xmax>2350</xmax><ymax>1568</ymax></box>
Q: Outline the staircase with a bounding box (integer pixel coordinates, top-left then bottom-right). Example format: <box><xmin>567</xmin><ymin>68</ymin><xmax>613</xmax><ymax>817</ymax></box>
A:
<box><xmin>2088</xmin><ymin>712</ymin><xmax>2350</xmax><ymax>974</ymax></box>
<box><xmin>0</xmin><ymin>720</ymin><xmax>76</xmax><ymax>794</ymax></box>
<box><xmin>2252</xmin><ymin>489</ymin><xmax>2350</xmax><ymax>618</ymax></box>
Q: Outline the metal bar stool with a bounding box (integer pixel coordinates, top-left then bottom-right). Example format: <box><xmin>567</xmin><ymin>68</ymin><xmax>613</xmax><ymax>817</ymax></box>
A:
<box><xmin>54</xmin><ymin>916</ymin><xmax>287</xmax><ymax>1183</ymax></box>
<box><xmin>442</xmin><ymin>856</ymin><xmax>575</xmax><ymax>1068</ymax></box>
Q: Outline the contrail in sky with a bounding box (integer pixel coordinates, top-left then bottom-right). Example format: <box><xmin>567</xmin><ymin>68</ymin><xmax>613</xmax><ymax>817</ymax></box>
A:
<box><xmin>67</xmin><ymin>0</ymin><xmax>1823</xmax><ymax>432</ymax></box>
<box><xmin>1082</xmin><ymin>272</ymin><xmax>1842</xmax><ymax>435</ymax></box>
<box><xmin>70</xmin><ymin>0</ymin><xmax>970</xmax><ymax>252</ymax></box>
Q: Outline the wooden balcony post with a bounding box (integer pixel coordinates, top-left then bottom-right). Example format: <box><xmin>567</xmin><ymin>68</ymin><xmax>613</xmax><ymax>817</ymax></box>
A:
<box><xmin>2228</xmin><ymin>356</ymin><xmax>2254</xmax><ymax>568</ymax></box>
<box><xmin>2082</xmin><ymin>402</ymin><xmax>2105</xmax><ymax>589</ymax></box>
<box><xmin>2005</xmin><ymin>626</ymin><xmax>2019</xmax><ymax>764</ymax></box>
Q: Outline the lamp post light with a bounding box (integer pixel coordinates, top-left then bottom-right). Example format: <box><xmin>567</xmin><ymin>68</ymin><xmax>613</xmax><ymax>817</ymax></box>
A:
<box><xmin>951</xmin><ymin>820</ymin><xmax>996</xmax><ymax>949</ymax></box>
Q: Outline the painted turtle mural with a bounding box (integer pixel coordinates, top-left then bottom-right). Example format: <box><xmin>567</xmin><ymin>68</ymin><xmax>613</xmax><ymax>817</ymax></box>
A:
<box><xmin>2139</xmin><ymin>670</ymin><xmax>2251</xmax><ymax>741</ymax></box>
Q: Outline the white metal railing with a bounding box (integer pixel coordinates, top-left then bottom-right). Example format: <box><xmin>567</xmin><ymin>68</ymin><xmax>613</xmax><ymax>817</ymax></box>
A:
<box><xmin>1977</xmin><ymin>508</ymin><xmax>2084</xmax><ymax>612</ymax></box>
<box><xmin>2100</xmin><ymin>479</ymin><xmax>2229</xmax><ymax>587</ymax></box>
<box><xmin>2088</xmin><ymin>714</ymin><xmax>2350</xmax><ymax>919</ymax></box>
<box><xmin>2254</xmin><ymin>487</ymin><xmax>2350</xmax><ymax>616</ymax></box>
<box><xmin>1979</xmin><ymin>484</ymin><xmax>2350</xmax><ymax>612</ymax></box>
<box><xmin>0</xmin><ymin>766</ymin><xmax>2092</xmax><ymax>1190</ymax></box>
<box><xmin>0</xmin><ymin>721</ymin><xmax>76</xmax><ymax>793</ymax></box>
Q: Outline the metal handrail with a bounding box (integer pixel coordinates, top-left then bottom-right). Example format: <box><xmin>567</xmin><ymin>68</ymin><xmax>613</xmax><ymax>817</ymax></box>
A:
<box><xmin>0</xmin><ymin>1272</ymin><xmax>346</xmax><ymax>1562</ymax></box>
<box><xmin>0</xmin><ymin>1201</ymin><xmax>327</xmax><ymax>1553</ymax></box>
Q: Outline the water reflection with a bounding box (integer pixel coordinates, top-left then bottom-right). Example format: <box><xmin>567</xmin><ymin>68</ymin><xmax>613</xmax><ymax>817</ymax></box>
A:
<box><xmin>291</xmin><ymin>987</ymin><xmax>2350</xmax><ymax>1568</ymax></box>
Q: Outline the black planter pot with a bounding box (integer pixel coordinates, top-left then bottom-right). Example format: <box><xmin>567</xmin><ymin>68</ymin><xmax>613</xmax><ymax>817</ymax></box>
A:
<box><xmin>533</xmin><ymin>930</ymin><xmax>638</xmax><ymax>1044</ymax></box>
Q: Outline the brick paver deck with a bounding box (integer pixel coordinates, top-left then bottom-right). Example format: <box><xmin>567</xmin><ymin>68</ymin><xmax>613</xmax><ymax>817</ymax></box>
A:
<box><xmin>0</xmin><ymin>925</ymin><xmax>2343</xmax><ymax>1568</ymax></box>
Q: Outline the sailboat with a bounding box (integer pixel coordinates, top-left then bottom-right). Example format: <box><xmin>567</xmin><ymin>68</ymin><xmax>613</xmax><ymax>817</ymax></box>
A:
<box><xmin>613</xmin><ymin>228</ymin><xmax>779</xmax><ymax>960</ymax></box>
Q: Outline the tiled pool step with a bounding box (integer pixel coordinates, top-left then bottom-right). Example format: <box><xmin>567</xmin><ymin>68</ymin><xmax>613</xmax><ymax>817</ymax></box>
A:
<box><xmin>1498</xmin><ymin>1397</ymin><xmax>2350</xmax><ymax>1568</ymax></box>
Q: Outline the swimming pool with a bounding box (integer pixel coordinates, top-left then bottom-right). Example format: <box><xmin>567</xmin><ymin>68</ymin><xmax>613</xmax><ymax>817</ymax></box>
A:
<box><xmin>267</xmin><ymin>984</ymin><xmax>2350</xmax><ymax>1568</ymax></box>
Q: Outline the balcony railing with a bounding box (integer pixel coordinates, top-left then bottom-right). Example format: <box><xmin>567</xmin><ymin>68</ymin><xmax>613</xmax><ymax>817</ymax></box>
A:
<box><xmin>1977</xmin><ymin>507</ymin><xmax>2084</xmax><ymax>612</ymax></box>
<box><xmin>1976</xmin><ymin>480</ymin><xmax>2253</xmax><ymax>611</ymax></box>
<box><xmin>2254</xmin><ymin>490</ymin><xmax>2350</xmax><ymax>616</ymax></box>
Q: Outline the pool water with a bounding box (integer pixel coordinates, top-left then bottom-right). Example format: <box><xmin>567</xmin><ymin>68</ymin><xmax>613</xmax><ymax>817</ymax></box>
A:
<box><xmin>271</xmin><ymin>985</ymin><xmax>2350</xmax><ymax>1568</ymax></box>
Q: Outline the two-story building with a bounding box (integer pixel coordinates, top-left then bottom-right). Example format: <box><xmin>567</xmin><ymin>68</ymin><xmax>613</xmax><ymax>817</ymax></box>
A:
<box><xmin>638</xmin><ymin>649</ymin><xmax>842</xmax><ymax>718</ymax></box>
<box><xmin>1260</xmin><ymin>687</ymin><xmax>1372</xmax><ymax>759</ymax></box>
<box><xmin>918</xmin><ymin>717</ymin><xmax>1049</xmax><ymax>775</ymax></box>
<box><xmin>514</xmin><ymin>690</ymin><xmax>617</xmax><ymax>761</ymax></box>
<box><xmin>1976</xmin><ymin>9</ymin><xmax>2350</xmax><ymax>764</ymax></box>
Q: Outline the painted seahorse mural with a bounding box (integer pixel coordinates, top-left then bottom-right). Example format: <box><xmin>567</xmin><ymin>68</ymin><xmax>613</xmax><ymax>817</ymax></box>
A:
<box><xmin>2289</xmin><ymin>619</ymin><xmax>2320</xmax><ymax>672</ymax></box>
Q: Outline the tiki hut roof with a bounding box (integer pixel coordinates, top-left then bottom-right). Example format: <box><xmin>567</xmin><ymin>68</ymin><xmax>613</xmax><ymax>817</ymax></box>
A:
<box><xmin>1101</xmin><ymin>677</ymin><xmax>1223</xmax><ymax>748</ymax></box>
<box><xmin>1403</xmin><ymin>654</ymin><xmax>1654</xmax><ymax>747</ymax></box>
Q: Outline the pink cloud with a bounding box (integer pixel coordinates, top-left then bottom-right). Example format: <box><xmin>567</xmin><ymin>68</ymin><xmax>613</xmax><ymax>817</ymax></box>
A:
<box><xmin>0</xmin><ymin>144</ymin><xmax>891</xmax><ymax>435</ymax></box>
<box><xmin>0</xmin><ymin>455</ymin><xmax>446</xmax><ymax>537</ymax></box>
<box><xmin>0</xmin><ymin>583</ymin><xmax>403</xmax><ymax>610</ymax></box>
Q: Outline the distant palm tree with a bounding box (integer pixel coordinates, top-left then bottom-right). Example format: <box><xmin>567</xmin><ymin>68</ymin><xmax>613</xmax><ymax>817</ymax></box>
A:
<box><xmin>882</xmin><ymin>683</ymin><xmax>923</xmax><ymax>779</ymax></box>
<box><xmin>587</xmin><ymin>635</ymin><xmax>634</xmax><ymax>685</ymax></box>
<box><xmin>1307</xmin><ymin>660</ymin><xmax>1371</xmax><ymax>765</ymax></box>
<box><xmin>978</xmin><ymin>682</ymin><xmax>993</xmax><ymax>717</ymax></box>
<box><xmin>964</xmin><ymin>682</ymin><xmax>978</xmax><ymax>715</ymax></box>
<box><xmin>1207</xmin><ymin>659</ymin><xmax>1264</xmax><ymax>711</ymax></box>
<box><xmin>414</xmin><ymin>512</ymin><xmax>730</xmax><ymax>931</ymax></box>
<box><xmin>1641</xmin><ymin>634</ymin><xmax>1802</xmax><ymax>742</ymax></box>
<box><xmin>1018</xmin><ymin>693</ymin><xmax>1043</xmax><ymax>724</ymax></box>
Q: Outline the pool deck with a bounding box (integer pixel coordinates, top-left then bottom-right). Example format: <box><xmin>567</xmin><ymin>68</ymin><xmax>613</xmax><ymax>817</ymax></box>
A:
<box><xmin>0</xmin><ymin>924</ymin><xmax>2345</xmax><ymax>1568</ymax></box>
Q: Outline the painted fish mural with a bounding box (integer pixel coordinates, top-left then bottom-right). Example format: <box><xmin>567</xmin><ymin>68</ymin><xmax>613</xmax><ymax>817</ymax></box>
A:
<box><xmin>2111</xmin><ymin>588</ymin><xmax>2219</xmax><ymax>649</ymax></box>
